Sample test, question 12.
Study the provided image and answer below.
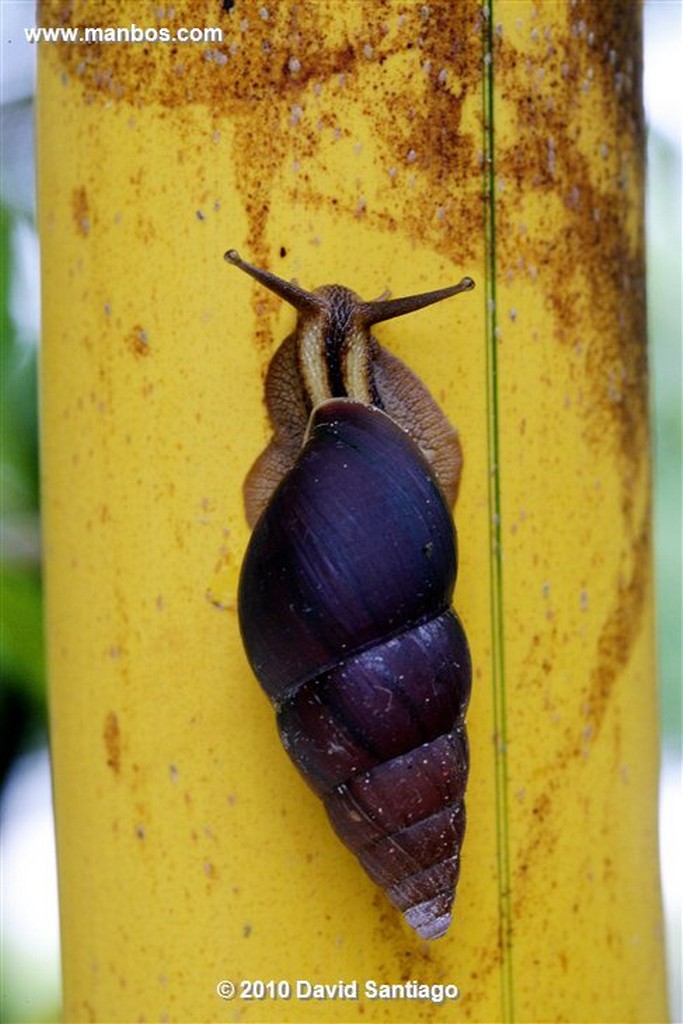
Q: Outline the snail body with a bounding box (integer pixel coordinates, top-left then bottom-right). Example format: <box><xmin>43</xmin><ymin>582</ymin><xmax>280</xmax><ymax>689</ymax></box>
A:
<box><xmin>227</xmin><ymin>250</ymin><xmax>473</xmax><ymax>940</ymax></box>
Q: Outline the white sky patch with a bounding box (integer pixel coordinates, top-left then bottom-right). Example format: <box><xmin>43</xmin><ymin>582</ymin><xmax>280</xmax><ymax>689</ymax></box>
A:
<box><xmin>643</xmin><ymin>1</ymin><xmax>683</xmax><ymax>147</ymax></box>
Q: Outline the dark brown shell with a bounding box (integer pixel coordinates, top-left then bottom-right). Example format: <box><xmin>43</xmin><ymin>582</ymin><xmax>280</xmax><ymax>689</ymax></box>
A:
<box><xmin>238</xmin><ymin>399</ymin><xmax>471</xmax><ymax>939</ymax></box>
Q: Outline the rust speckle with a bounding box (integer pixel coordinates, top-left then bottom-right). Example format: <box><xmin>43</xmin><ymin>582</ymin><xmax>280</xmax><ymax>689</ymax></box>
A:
<box><xmin>128</xmin><ymin>324</ymin><xmax>150</xmax><ymax>358</ymax></box>
<box><xmin>584</xmin><ymin>521</ymin><xmax>649</xmax><ymax>735</ymax></box>
<box><xmin>103</xmin><ymin>710</ymin><xmax>121</xmax><ymax>773</ymax></box>
<box><xmin>81</xmin><ymin>1001</ymin><xmax>97</xmax><ymax>1023</ymax></box>
<box><xmin>531</xmin><ymin>792</ymin><xmax>551</xmax><ymax>824</ymax></box>
<box><xmin>72</xmin><ymin>185</ymin><xmax>90</xmax><ymax>236</ymax></box>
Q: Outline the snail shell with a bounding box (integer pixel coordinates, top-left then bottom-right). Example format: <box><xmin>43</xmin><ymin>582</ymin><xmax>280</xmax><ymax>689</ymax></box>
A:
<box><xmin>228</xmin><ymin>251</ymin><xmax>473</xmax><ymax>939</ymax></box>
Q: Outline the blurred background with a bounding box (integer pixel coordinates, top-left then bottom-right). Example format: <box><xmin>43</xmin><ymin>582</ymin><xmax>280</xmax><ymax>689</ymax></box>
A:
<box><xmin>0</xmin><ymin>3</ymin><xmax>680</xmax><ymax>1022</ymax></box>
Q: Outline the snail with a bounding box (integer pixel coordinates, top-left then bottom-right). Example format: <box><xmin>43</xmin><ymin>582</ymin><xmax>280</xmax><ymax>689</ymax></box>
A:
<box><xmin>227</xmin><ymin>249</ymin><xmax>473</xmax><ymax>940</ymax></box>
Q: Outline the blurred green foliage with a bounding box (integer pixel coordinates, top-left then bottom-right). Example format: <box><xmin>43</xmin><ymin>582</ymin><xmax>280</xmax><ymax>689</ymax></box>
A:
<box><xmin>0</xmin><ymin>201</ymin><xmax>44</xmax><ymax>788</ymax></box>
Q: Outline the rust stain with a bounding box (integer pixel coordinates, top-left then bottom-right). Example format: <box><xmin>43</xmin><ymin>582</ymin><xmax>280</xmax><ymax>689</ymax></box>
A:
<box><xmin>127</xmin><ymin>324</ymin><xmax>150</xmax><ymax>358</ymax></box>
<box><xmin>438</xmin><ymin>3</ymin><xmax>647</xmax><ymax>993</ymax></box>
<box><xmin>41</xmin><ymin>0</ymin><xmax>646</xmax><ymax>463</ymax></box>
<box><xmin>72</xmin><ymin>184</ymin><xmax>90</xmax><ymax>236</ymax></box>
<box><xmin>583</xmin><ymin>521</ymin><xmax>650</xmax><ymax>735</ymax></box>
<box><xmin>103</xmin><ymin>710</ymin><xmax>121</xmax><ymax>773</ymax></box>
<box><xmin>41</xmin><ymin>1</ymin><xmax>485</xmax><ymax>352</ymax></box>
<box><xmin>484</xmin><ymin>3</ymin><xmax>650</xmax><ymax>944</ymax></box>
<box><xmin>492</xmin><ymin>4</ymin><xmax>647</xmax><ymax>513</ymax></box>
<box><xmin>493</xmin><ymin>0</ymin><xmax>648</xmax><ymax>904</ymax></box>
<box><xmin>496</xmin><ymin>515</ymin><xmax>650</xmax><ymax>942</ymax></box>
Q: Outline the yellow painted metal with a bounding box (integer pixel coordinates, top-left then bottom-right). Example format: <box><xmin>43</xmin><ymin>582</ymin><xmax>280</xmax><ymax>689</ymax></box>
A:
<box><xmin>38</xmin><ymin>1</ymin><xmax>667</xmax><ymax>1021</ymax></box>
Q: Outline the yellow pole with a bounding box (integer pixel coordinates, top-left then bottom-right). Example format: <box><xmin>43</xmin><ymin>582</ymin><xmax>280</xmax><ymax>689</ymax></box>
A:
<box><xmin>38</xmin><ymin>2</ymin><xmax>668</xmax><ymax>1022</ymax></box>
